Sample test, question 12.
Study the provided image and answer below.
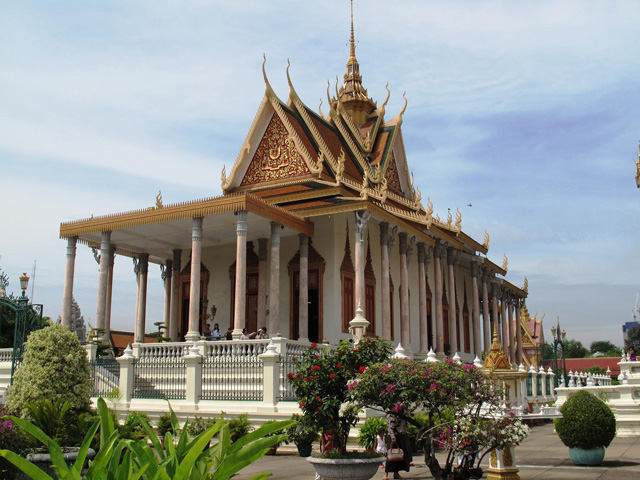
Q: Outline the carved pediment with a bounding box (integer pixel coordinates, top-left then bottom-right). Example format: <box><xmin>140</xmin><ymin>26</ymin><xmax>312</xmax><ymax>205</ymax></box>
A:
<box><xmin>240</xmin><ymin>114</ymin><xmax>311</xmax><ymax>187</ymax></box>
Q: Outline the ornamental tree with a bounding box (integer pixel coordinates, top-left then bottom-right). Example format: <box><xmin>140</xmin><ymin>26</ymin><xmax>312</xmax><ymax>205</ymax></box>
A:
<box><xmin>349</xmin><ymin>359</ymin><xmax>529</xmax><ymax>480</ymax></box>
<box><xmin>287</xmin><ymin>337</ymin><xmax>392</xmax><ymax>455</ymax></box>
<box><xmin>7</xmin><ymin>324</ymin><xmax>92</xmax><ymax>416</ymax></box>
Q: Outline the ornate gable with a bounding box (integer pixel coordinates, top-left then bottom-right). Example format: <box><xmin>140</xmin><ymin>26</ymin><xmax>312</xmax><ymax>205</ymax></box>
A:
<box><xmin>240</xmin><ymin>114</ymin><xmax>312</xmax><ymax>187</ymax></box>
<box><xmin>385</xmin><ymin>152</ymin><xmax>403</xmax><ymax>194</ymax></box>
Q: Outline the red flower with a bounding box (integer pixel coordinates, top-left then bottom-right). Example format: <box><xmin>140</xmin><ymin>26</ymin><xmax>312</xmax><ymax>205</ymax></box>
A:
<box><xmin>359</xmin><ymin>366</ymin><xmax>366</xmax><ymax>373</ymax></box>
<box><xmin>292</xmin><ymin>356</ymin><xmax>297</xmax><ymax>361</ymax></box>
<box><xmin>287</xmin><ymin>373</ymin><xmax>294</xmax><ymax>379</ymax></box>
<box><xmin>311</xmin><ymin>365</ymin><xmax>321</xmax><ymax>371</ymax></box>
<box><xmin>300</xmin><ymin>402</ymin><xmax>306</xmax><ymax>408</ymax></box>
<box><xmin>329</xmin><ymin>373</ymin><xmax>337</xmax><ymax>379</ymax></box>
<box><xmin>311</xmin><ymin>342</ymin><xmax>318</xmax><ymax>347</ymax></box>
<box><xmin>336</xmin><ymin>363</ymin><xmax>343</xmax><ymax>369</ymax></box>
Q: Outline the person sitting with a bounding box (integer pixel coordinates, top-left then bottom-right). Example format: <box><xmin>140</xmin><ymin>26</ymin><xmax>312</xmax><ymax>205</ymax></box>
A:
<box><xmin>225</xmin><ymin>327</ymin><xmax>233</xmax><ymax>340</ymax></box>
<box><xmin>212</xmin><ymin>323</ymin><xmax>221</xmax><ymax>340</ymax></box>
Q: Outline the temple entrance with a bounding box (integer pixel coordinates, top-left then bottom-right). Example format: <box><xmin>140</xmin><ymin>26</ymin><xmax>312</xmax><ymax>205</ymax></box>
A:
<box><xmin>291</xmin><ymin>270</ymin><xmax>320</xmax><ymax>343</ymax></box>
<box><xmin>288</xmin><ymin>240</ymin><xmax>325</xmax><ymax>342</ymax></box>
<box><xmin>179</xmin><ymin>260</ymin><xmax>210</xmax><ymax>338</ymax></box>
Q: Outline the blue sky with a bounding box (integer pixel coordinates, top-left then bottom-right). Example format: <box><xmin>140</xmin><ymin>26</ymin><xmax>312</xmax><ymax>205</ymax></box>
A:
<box><xmin>1</xmin><ymin>0</ymin><xmax>640</xmax><ymax>347</ymax></box>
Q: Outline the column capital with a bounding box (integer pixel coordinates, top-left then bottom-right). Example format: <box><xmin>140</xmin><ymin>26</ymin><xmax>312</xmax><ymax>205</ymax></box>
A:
<box><xmin>417</xmin><ymin>242</ymin><xmax>426</xmax><ymax>264</ymax></box>
<box><xmin>398</xmin><ymin>232</ymin><xmax>408</xmax><ymax>254</ymax></box>
<box><xmin>434</xmin><ymin>239</ymin><xmax>446</xmax><ymax>259</ymax></box>
<box><xmin>235</xmin><ymin>211</ymin><xmax>247</xmax><ymax>237</ymax></box>
<box><xmin>139</xmin><ymin>253</ymin><xmax>149</xmax><ymax>275</ymax></box>
<box><xmin>354</xmin><ymin>210</ymin><xmax>371</xmax><ymax>241</ymax></box>
<box><xmin>172</xmin><ymin>249</ymin><xmax>182</xmax><ymax>272</ymax></box>
<box><xmin>192</xmin><ymin>217</ymin><xmax>204</xmax><ymax>242</ymax></box>
<box><xmin>66</xmin><ymin>236</ymin><xmax>78</xmax><ymax>257</ymax></box>
<box><xmin>388</xmin><ymin>225</ymin><xmax>398</xmax><ymax>253</ymax></box>
<box><xmin>379</xmin><ymin>221</ymin><xmax>389</xmax><ymax>245</ymax></box>
<box><xmin>446</xmin><ymin>246</ymin><xmax>459</xmax><ymax>266</ymax></box>
<box><xmin>470</xmin><ymin>258</ymin><xmax>482</xmax><ymax>278</ymax></box>
<box><xmin>258</xmin><ymin>238</ymin><xmax>268</xmax><ymax>261</ymax></box>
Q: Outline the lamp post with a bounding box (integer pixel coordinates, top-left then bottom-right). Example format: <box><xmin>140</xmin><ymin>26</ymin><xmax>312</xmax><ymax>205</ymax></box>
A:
<box><xmin>550</xmin><ymin>317</ymin><xmax>567</xmax><ymax>388</ymax></box>
<box><xmin>11</xmin><ymin>273</ymin><xmax>30</xmax><ymax>382</ymax></box>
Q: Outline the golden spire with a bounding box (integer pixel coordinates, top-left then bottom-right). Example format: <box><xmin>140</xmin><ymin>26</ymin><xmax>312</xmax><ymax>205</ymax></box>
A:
<box><xmin>349</xmin><ymin>0</ymin><xmax>357</xmax><ymax>65</ymax></box>
<box><xmin>335</xmin><ymin>0</ymin><xmax>376</xmax><ymax>126</ymax></box>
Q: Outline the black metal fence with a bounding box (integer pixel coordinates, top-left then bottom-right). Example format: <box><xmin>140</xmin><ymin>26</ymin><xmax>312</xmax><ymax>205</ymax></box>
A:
<box><xmin>201</xmin><ymin>354</ymin><xmax>263</xmax><ymax>401</ymax></box>
<box><xmin>90</xmin><ymin>358</ymin><xmax>120</xmax><ymax>397</ymax></box>
<box><xmin>133</xmin><ymin>356</ymin><xmax>186</xmax><ymax>400</ymax></box>
<box><xmin>278</xmin><ymin>357</ymin><xmax>298</xmax><ymax>401</ymax></box>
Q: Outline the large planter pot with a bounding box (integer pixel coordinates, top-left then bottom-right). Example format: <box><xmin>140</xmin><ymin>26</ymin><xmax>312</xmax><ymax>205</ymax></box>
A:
<box><xmin>307</xmin><ymin>456</ymin><xmax>385</xmax><ymax>480</ymax></box>
<box><xmin>569</xmin><ymin>447</ymin><xmax>605</xmax><ymax>466</ymax></box>
<box><xmin>18</xmin><ymin>448</ymin><xmax>96</xmax><ymax>479</ymax></box>
<box><xmin>296</xmin><ymin>443</ymin><xmax>313</xmax><ymax>457</ymax></box>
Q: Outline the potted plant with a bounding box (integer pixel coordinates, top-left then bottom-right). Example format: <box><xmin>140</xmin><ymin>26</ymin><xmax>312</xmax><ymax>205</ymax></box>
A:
<box><xmin>286</xmin><ymin>414</ymin><xmax>320</xmax><ymax>457</ymax></box>
<box><xmin>554</xmin><ymin>390</ymin><xmax>616</xmax><ymax>465</ymax></box>
<box><xmin>287</xmin><ymin>337</ymin><xmax>392</xmax><ymax>480</ymax></box>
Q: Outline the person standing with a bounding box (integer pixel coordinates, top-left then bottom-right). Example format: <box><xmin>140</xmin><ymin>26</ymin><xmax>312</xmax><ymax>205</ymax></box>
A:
<box><xmin>383</xmin><ymin>414</ymin><xmax>411</xmax><ymax>480</ymax></box>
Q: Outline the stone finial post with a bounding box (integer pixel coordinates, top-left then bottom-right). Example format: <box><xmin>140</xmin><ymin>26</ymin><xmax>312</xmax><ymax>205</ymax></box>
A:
<box><xmin>117</xmin><ymin>345</ymin><xmax>135</xmax><ymax>406</ymax></box>
<box><xmin>184</xmin><ymin>344</ymin><xmax>203</xmax><ymax>406</ymax></box>
<box><xmin>259</xmin><ymin>341</ymin><xmax>280</xmax><ymax>409</ymax></box>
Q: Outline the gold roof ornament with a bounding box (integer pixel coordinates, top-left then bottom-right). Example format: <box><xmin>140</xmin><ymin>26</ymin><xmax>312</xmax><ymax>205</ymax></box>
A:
<box><xmin>483</xmin><ymin>229</ymin><xmax>490</xmax><ymax>250</ymax></box>
<box><xmin>335</xmin><ymin>0</ymin><xmax>376</xmax><ymax>126</ymax></box>
<box><xmin>483</xmin><ymin>325</ymin><xmax>512</xmax><ymax>371</ymax></box>
<box><xmin>155</xmin><ymin>190</ymin><xmax>163</xmax><ymax>209</ymax></box>
<box><xmin>502</xmin><ymin>253</ymin><xmax>508</xmax><ymax>272</ymax></box>
<box><xmin>523</xmin><ymin>276</ymin><xmax>528</xmax><ymax>293</ymax></box>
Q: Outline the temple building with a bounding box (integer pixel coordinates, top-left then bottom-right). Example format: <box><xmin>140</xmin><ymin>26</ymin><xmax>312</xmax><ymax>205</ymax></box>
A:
<box><xmin>58</xmin><ymin>6</ymin><xmax>536</xmax><ymax>364</ymax></box>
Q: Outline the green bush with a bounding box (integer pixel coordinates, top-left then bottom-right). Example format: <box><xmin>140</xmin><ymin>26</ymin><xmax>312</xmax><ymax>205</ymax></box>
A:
<box><xmin>187</xmin><ymin>415</ymin><xmax>218</xmax><ymax>438</ymax></box>
<box><xmin>228</xmin><ymin>413</ymin><xmax>253</xmax><ymax>443</ymax></box>
<box><xmin>24</xmin><ymin>398</ymin><xmax>71</xmax><ymax>445</ymax></box>
<box><xmin>7</xmin><ymin>325</ymin><xmax>92</xmax><ymax>416</ymax></box>
<box><xmin>120</xmin><ymin>411</ymin><xmax>152</xmax><ymax>440</ymax></box>
<box><xmin>554</xmin><ymin>391</ymin><xmax>616</xmax><ymax>449</ymax></box>
<box><xmin>156</xmin><ymin>413</ymin><xmax>173</xmax><ymax>438</ymax></box>
<box><xmin>357</xmin><ymin>416</ymin><xmax>386</xmax><ymax>451</ymax></box>
<box><xmin>286</xmin><ymin>414</ymin><xmax>320</xmax><ymax>446</ymax></box>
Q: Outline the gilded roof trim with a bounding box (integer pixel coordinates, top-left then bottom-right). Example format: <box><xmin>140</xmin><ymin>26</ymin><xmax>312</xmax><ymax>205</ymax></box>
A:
<box><xmin>60</xmin><ymin>192</ymin><xmax>314</xmax><ymax>238</ymax></box>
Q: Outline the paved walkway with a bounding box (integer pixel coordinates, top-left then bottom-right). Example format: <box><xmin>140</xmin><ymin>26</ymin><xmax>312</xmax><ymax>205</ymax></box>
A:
<box><xmin>234</xmin><ymin>422</ymin><xmax>640</xmax><ymax>479</ymax></box>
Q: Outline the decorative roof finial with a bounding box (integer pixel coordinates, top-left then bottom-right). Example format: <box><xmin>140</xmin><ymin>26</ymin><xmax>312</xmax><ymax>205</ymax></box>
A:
<box><xmin>349</xmin><ymin>0</ymin><xmax>357</xmax><ymax>65</ymax></box>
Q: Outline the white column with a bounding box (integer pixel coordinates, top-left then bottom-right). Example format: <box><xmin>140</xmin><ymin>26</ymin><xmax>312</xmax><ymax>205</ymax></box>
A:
<box><xmin>61</xmin><ymin>236</ymin><xmax>77</xmax><ymax>328</ymax></box>
<box><xmin>516</xmin><ymin>298</ymin><xmax>523</xmax><ymax>365</ymax></box>
<box><xmin>501</xmin><ymin>289</ymin><xmax>509</xmax><ymax>356</ymax></box>
<box><xmin>417</xmin><ymin>242</ymin><xmax>428</xmax><ymax>356</ymax></box>
<box><xmin>268</xmin><ymin>222</ymin><xmax>281</xmax><ymax>337</ymax></box>
<box><xmin>470</xmin><ymin>259</ymin><xmax>482</xmax><ymax>357</ymax></box>
<box><xmin>379</xmin><ymin>222</ymin><xmax>391</xmax><ymax>340</ymax></box>
<box><xmin>447</xmin><ymin>247</ymin><xmax>458</xmax><ymax>356</ymax></box>
<box><xmin>162</xmin><ymin>260</ymin><xmax>172</xmax><ymax>338</ymax></box>
<box><xmin>434</xmin><ymin>240</ymin><xmax>445</xmax><ymax>356</ymax></box>
<box><xmin>135</xmin><ymin>253</ymin><xmax>149</xmax><ymax>343</ymax></box>
<box><xmin>257</xmin><ymin>238</ymin><xmax>268</xmax><ymax>328</ymax></box>
<box><xmin>95</xmin><ymin>231</ymin><xmax>112</xmax><ymax>333</ymax></box>
<box><xmin>398</xmin><ymin>233</ymin><xmax>411</xmax><ymax>353</ymax></box>
<box><xmin>233</xmin><ymin>211</ymin><xmax>248</xmax><ymax>339</ymax></box>
<box><xmin>508</xmin><ymin>296</ymin><xmax>516</xmax><ymax>364</ymax></box>
<box><xmin>186</xmin><ymin>217</ymin><xmax>204</xmax><ymax>342</ymax></box>
<box><xmin>298</xmin><ymin>234</ymin><xmax>309</xmax><ymax>341</ymax></box>
<box><xmin>354</xmin><ymin>210</ymin><xmax>370</xmax><ymax>313</ymax></box>
<box><xmin>482</xmin><ymin>270</ymin><xmax>491</xmax><ymax>352</ymax></box>
<box><xmin>169</xmin><ymin>249</ymin><xmax>181</xmax><ymax>342</ymax></box>
<box><xmin>104</xmin><ymin>246</ymin><xmax>115</xmax><ymax>340</ymax></box>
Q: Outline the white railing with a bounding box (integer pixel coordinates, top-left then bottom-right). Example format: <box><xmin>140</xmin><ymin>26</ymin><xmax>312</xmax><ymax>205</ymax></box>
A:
<box><xmin>201</xmin><ymin>339</ymin><xmax>270</xmax><ymax>358</ymax></box>
<box><xmin>135</xmin><ymin>342</ymin><xmax>190</xmax><ymax>359</ymax></box>
<box><xmin>0</xmin><ymin>348</ymin><xmax>12</xmax><ymax>363</ymax></box>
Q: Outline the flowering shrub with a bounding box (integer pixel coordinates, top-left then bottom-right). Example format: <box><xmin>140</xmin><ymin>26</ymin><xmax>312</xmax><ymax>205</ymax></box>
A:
<box><xmin>287</xmin><ymin>336</ymin><xmax>392</xmax><ymax>455</ymax></box>
<box><xmin>349</xmin><ymin>359</ymin><xmax>529</xmax><ymax>480</ymax></box>
<box><xmin>0</xmin><ymin>405</ymin><xmax>30</xmax><ymax>479</ymax></box>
